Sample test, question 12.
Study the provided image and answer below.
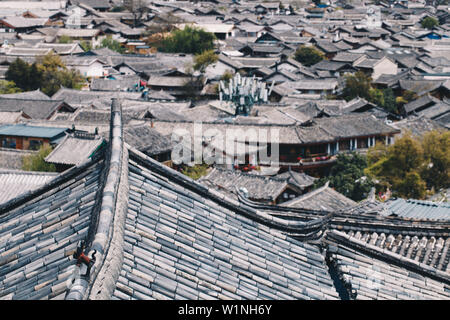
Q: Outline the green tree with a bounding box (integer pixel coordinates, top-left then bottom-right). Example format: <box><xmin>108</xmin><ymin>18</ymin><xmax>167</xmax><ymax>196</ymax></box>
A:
<box><xmin>314</xmin><ymin>152</ymin><xmax>374</xmax><ymax>201</ymax></box>
<box><xmin>181</xmin><ymin>163</ymin><xmax>209</xmax><ymax>180</ymax></box>
<box><xmin>37</xmin><ymin>52</ymin><xmax>84</xmax><ymax>96</ymax></box>
<box><xmin>421</xmin><ymin>17</ymin><xmax>439</xmax><ymax>30</ymax></box>
<box><xmin>341</xmin><ymin>71</ymin><xmax>372</xmax><ymax>101</ymax></box>
<box><xmin>80</xmin><ymin>40</ymin><xmax>92</xmax><ymax>52</ymax></box>
<box><xmin>396</xmin><ymin>172</ymin><xmax>427</xmax><ymax>199</ymax></box>
<box><xmin>22</xmin><ymin>145</ymin><xmax>56</xmax><ymax>172</ymax></box>
<box><xmin>6</xmin><ymin>59</ymin><xmax>41</xmax><ymax>91</ymax></box>
<box><xmin>382</xmin><ymin>88</ymin><xmax>398</xmax><ymax>114</ymax></box>
<box><xmin>420</xmin><ymin>130</ymin><xmax>450</xmax><ymax>190</ymax></box>
<box><xmin>365</xmin><ymin>133</ymin><xmax>430</xmax><ymax>199</ymax></box>
<box><xmin>158</xmin><ymin>26</ymin><xmax>216</xmax><ymax>54</ymax></box>
<box><xmin>193</xmin><ymin>50</ymin><xmax>218</xmax><ymax>73</ymax></box>
<box><xmin>0</xmin><ymin>80</ymin><xmax>21</xmax><ymax>94</ymax></box>
<box><xmin>58</xmin><ymin>35</ymin><xmax>72</xmax><ymax>43</ymax></box>
<box><xmin>220</xmin><ymin>70</ymin><xmax>234</xmax><ymax>82</ymax></box>
<box><xmin>293</xmin><ymin>45</ymin><xmax>324</xmax><ymax>67</ymax></box>
<box><xmin>98</xmin><ymin>36</ymin><xmax>126</xmax><ymax>53</ymax></box>
<box><xmin>6</xmin><ymin>54</ymin><xmax>84</xmax><ymax>96</ymax></box>
<box><xmin>369</xmin><ymin>87</ymin><xmax>384</xmax><ymax>107</ymax></box>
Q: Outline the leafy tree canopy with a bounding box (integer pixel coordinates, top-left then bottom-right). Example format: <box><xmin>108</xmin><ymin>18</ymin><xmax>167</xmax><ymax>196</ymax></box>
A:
<box><xmin>80</xmin><ymin>40</ymin><xmax>92</xmax><ymax>52</ymax></box>
<box><xmin>58</xmin><ymin>35</ymin><xmax>72</xmax><ymax>43</ymax></box>
<box><xmin>293</xmin><ymin>45</ymin><xmax>324</xmax><ymax>67</ymax></box>
<box><xmin>193</xmin><ymin>50</ymin><xmax>218</xmax><ymax>73</ymax></box>
<box><xmin>0</xmin><ymin>80</ymin><xmax>21</xmax><ymax>94</ymax></box>
<box><xmin>98</xmin><ymin>36</ymin><xmax>126</xmax><ymax>54</ymax></box>
<box><xmin>342</xmin><ymin>71</ymin><xmax>373</xmax><ymax>101</ymax></box>
<box><xmin>421</xmin><ymin>17</ymin><xmax>439</xmax><ymax>30</ymax></box>
<box><xmin>314</xmin><ymin>152</ymin><xmax>374</xmax><ymax>201</ymax></box>
<box><xmin>341</xmin><ymin>71</ymin><xmax>401</xmax><ymax>114</ymax></box>
<box><xmin>365</xmin><ymin>131</ymin><xmax>450</xmax><ymax>199</ymax></box>
<box><xmin>22</xmin><ymin>145</ymin><xmax>56</xmax><ymax>172</ymax></box>
<box><xmin>158</xmin><ymin>26</ymin><xmax>216</xmax><ymax>55</ymax></box>
<box><xmin>6</xmin><ymin>53</ymin><xmax>84</xmax><ymax>96</ymax></box>
<box><xmin>181</xmin><ymin>163</ymin><xmax>209</xmax><ymax>180</ymax></box>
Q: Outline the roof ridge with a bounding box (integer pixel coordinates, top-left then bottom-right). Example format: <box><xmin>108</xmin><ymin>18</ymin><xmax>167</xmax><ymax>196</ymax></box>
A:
<box><xmin>66</xmin><ymin>98</ymin><xmax>124</xmax><ymax>300</ymax></box>
<box><xmin>0</xmin><ymin>97</ymin><xmax>63</xmax><ymax>103</ymax></box>
<box><xmin>213</xmin><ymin>167</ymin><xmax>288</xmax><ymax>182</ymax></box>
<box><xmin>127</xmin><ymin>145</ymin><xmax>331</xmax><ymax>235</ymax></box>
<box><xmin>327</xmin><ymin>230</ymin><xmax>450</xmax><ymax>285</ymax></box>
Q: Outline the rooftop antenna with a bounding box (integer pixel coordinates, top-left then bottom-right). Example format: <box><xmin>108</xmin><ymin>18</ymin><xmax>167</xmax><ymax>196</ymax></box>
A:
<box><xmin>217</xmin><ymin>73</ymin><xmax>270</xmax><ymax>116</ymax></box>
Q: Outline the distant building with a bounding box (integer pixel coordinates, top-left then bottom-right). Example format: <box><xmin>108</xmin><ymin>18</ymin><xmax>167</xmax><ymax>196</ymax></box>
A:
<box><xmin>0</xmin><ymin>124</ymin><xmax>68</xmax><ymax>150</ymax></box>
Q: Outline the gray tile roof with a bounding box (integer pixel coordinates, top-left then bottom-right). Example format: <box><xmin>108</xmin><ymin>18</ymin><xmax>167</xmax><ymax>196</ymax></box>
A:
<box><xmin>45</xmin><ymin>132</ymin><xmax>105</xmax><ymax>166</ymax></box>
<box><xmin>0</xmin><ymin>148</ymin><xmax>34</xmax><ymax>170</ymax></box>
<box><xmin>51</xmin><ymin>88</ymin><xmax>141</xmax><ymax>107</ymax></box>
<box><xmin>391</xmin><ymin>115</ymin><xmax>446</xmax><ymax>138</ymax></box>
<box><xmin>90</xmin><ymin>76</ymin><xmax>141</xmax><ymax>92</ymax></box>
<box><xmin>0</xmin><ymin>158</ymin><xmax>104</xmax><ymax>300</ymax></box>
<box><xmin>385</xmin><ymin>199</ymin><xmax>450</xmax><ymax>221</ymax></box>
<box><xmin>0</xmin><ymin>170</ymin><xmax>57</xmax><ymax>205</ymax></box>
<box><xmin>403</xmin><ymin>94</ymin><xmax>440</xmax><ymax>114</ymax></box>
<box><xmin>283</xmin><ymin>183</ymin><xmax>356</xmax><ymax>211</ymax></box>
<box><xmin>199</xmin><ymin>168</ymin><xmax>291</xmax><ymax>202</ymax></box>
<box><xmin>399</xmin><ymin>80</ymin><xmax>444</xmax><ymax>96</ymax></box>
<box><xmin>0</xmin><ymin>90</ymin><xmax>51</xmax><ymax>101</ymax></box>
<box><xmin>111</xmin><ymin>154</ymin><xmax>339</xmax><ymax>300</ymax></box>
<box><xmin>0</xmin><ymin>98</ymin><xmax>73</xmax><ymax>120</ymax></box>
<box><xmin>123</xmin><ymin>125</ymin><xmax>173</xmax><ymax>156</ymax></box>
<box><xmin>327</xmin><ymin>231</ymin><xmax>450</xmax><ymax>299</ymax></box>
<box><xmin>275</xmin><ymin>170</ymin><xmax>317</xmax><ymax>190</ymax></box>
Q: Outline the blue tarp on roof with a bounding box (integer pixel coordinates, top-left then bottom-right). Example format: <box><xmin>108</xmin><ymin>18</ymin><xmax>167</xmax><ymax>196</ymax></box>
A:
<box><xmin>0</xmin><ymin>124</ymin><xmax>68</xmax><ymax>139</ymax></box>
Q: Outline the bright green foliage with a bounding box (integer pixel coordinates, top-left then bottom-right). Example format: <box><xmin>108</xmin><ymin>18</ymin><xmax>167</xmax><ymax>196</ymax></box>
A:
<box><xmin>181</xmin><ymin>163</ymin><xmax>209</xmax><ymax>180</ymax></box>
<box><xmin>421</xmin><ymin>130</ymin><xmax>450</xmax><ymax>190</ymax></box>
<box><xmin>401</xmin><ymin>90</ymin><xmax>418</xmax><ymax>103</ymax></box>
<box><xmin>342</xmin><ymin>71</ymin><xmax>373</xmax><ymax>101</ymax></box>
<box><xmin>382</xmin><ymin>88</ymin><xmax>398</xmax><ymax>114</ymax></box>
<box><xmin>341</xmin><ymin>72</ymin><xmax>401</xmax><ymax>114</ymax></box>
<box><xmin>421</xmin><ymin>17</ymin><xmax>439</xmax><ymax>30</ymax></box>
<box><xmin>314</xmin><ymin>152</ymin><xmax>374</xmax><ymax>201</ymax></box>
<box><xmin>6</xmin><ymin>59</ymin><xmax>42</xmax><ymax>91</ymax></box>
<box><xmin>6</xmin><ymin>53</ymin><xmax>84</xmax><ymax>96</ymax></box>
<box><xmin>98</xmin><ymin>36</ymin><xmax>126</xmax><ymax>53</ymax></box>
<box><xmin>22</xmin><ymin>145</ymin><xmax>56</xmax><ymax>172</ymax></box>
<box><xmin>365</xmin><ymin>131</ymin><xmax>450</xmax><ymax>199</ymax></box>
<box><xmin>80</xmin><ymin>40</ymin><xmax>92</xmax><ymax>52</ymax></box>
<box><xmin>193</xmin><ymin>50</ymin><xmax>218</xmax><ymax>73</ymax></box>
<box><xmin>158</xmin><ymin>26</ymin><xmax>216</xmax><ymax>54</ymax></box>
<box><xmin>220</xmin><ymin>70</ymin><xmax>234</xmax><ymax>82</ymax></box>
<box><xmin>395</xmin><ymin>171</ymin><xmax>427</xmax><ymax>199</ymax></box>
<box><xmin>294</xmin><ymin>45</ymin><xmax>324</xmax><ymax>67</ymax></box>
<box><xmin>58</xmin><ymin>35</ymin><xmax>72</xmax><ymax>43</ymax></box>
<box><xmin>0</xmin><ymin>80</ymin><xmax>21</xmax><ymax>94</ymax></box>
<box><xmin>369</xmin><ymin>88</ymin><xmax>384</xmax><ymax>107</ymax></box>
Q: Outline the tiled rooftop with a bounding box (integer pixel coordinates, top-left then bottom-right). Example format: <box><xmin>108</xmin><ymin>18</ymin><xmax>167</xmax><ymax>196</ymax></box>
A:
<box><xmin>111</xmin><ymin>155</ymin><xmax>339</xmax><ymax>300</ymax></box>
<box><xmin>0</xmin><ymin>159</ymin><xmax>104</xmax><ymax>300</ymax></box>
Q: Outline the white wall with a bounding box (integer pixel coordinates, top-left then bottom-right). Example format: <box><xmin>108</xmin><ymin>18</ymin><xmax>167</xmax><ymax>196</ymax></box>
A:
<box><xmin>70</xmin><ymin>61</ymin><xmax>105</xmax><ymax>78</ymax></box>
<box><xmin>372</xmin><ymin>58</ymin><xmax>398</xmax><ymax>80</ymax></box>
